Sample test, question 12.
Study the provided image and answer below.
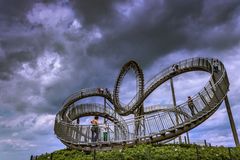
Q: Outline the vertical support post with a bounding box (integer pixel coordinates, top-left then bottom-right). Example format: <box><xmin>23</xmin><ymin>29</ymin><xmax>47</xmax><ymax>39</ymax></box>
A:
<box><xmin>104</xmin><ymin>98</ymin><xmax>106</xmax><ymax>124</ymax></box>
<box><xmin>133</xmin><ymin>68</ymin><xmax>145</xmax><ymax>138</ymax></box>
<box><xmin>143</xmin><ymin>117</ymin><xmax>146</xmax><ymax>136</ymax></box>
<box><xmin>170</xmin><ymin>78</ymin><xmax>182</xmax><ymax>144</ymax></box>
<box><xmin>114</xmin><ymin>111</ymin><xmax>117</xmax><ymax>141</ymax></box>
<box><xmin>113</xmin><ymin>98</ymin><xmax>119</xmax><ymax>141</ymax></box>
<box><xmin>204</xmin><ymin>139</ymin><xmax>207</xmax><ymax>147</ymax></box>
<box><xmin>184</xmin><ymin>136</ymin><xmax>187</xmax><ymax>144</ymax></box>
<box><xmin>134</xmin><ymin>87</ymin><xmax>144</xmax><ymax>137</ymax></box>
<box><xmin>225</xmin><ymin>96</ymin><xmax>239</xmax><ymax>146</ymax></box>
<box><xmin>186</xmin><ymin>132</ymin><xmax>190</xmax><ymax>144</ymax></box>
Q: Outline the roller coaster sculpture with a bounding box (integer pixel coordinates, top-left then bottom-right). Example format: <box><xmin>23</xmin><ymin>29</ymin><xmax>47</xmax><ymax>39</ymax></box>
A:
<box><xmin>54</xmin><ymin>57</ymin><xmax>233</xmax><ymax>150</ymax></box>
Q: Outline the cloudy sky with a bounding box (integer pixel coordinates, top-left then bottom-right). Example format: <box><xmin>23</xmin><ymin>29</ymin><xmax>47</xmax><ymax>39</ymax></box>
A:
<box><xmin>1</xmin><ymin>0</ymin><xmax>240</xmax><ymax>159</ymax></box>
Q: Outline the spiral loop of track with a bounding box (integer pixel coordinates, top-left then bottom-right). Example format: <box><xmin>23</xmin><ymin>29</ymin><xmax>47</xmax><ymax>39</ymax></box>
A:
<box><xmin>54</xmin><ymin>57</ymin><xmax>229</xmax><ymax>150</ymax></box>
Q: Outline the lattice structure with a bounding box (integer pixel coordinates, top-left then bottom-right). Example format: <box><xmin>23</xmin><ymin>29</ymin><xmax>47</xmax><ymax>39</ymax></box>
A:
<box><xmin>54</xmin><ymin>57</ymin><xmax>235</xmax><ymax>150</ymax></box>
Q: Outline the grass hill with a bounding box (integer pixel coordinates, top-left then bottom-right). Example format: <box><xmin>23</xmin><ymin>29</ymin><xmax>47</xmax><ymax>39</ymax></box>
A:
<box><xmin>35</xmin><ymin>144</ymin><xmax>240</xmax><ymax>160</ymax></box>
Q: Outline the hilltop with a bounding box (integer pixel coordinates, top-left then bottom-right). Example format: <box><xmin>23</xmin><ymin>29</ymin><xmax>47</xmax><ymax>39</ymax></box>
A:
<box><xmin>34</xmin><ymin>144</ymin><xmax>240</xmax><ymax>160</ymax></box>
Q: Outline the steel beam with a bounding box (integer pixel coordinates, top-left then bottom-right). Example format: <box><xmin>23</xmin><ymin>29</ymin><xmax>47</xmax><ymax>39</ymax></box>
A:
<box><xmin>170</xmin><ymin>78</ymin><xmax>182</xmax><ymax>144</ymax></box>
<box><xmin>225</xmin><ymin>96</ymin><xmax>239</xmax><ymax>146</ymax></box>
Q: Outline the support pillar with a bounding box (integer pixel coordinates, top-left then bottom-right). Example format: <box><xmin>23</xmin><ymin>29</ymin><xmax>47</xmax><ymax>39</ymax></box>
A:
<box><xmin>104</xmin><ymin>98</ymin><xmax>107</xmax><ymax>124</ymax></box>
<box><xmin>225</xmin><ymin>96</ymin><xmax>239</xmax><ymax>146</ymax></box>
<box><xmin>134</xmin><ymin>105</ymin><xmax>144</xmax><ymax>137</ymax></box>
<box><xmin>134</xmin><ymin>78</ymin><xmax>144</xmax><ymax>138</ymax></box>
<box><xmin>113</xmin><ymin>98</ymin><xmax>118</xmax><ymax>140</ymax></box>
<box><xmin>170</xmin><ymin>78</ymin><xmax>182</xmax><ymax>143</ymax></box>
<box><xmin>204</xmin><ymin>140</ymin><xmax>207</xmax><ymax>147</ymax></box>
<box><xmin>184</xmin><ymin>136</ymin><xmax>187</xmax><ymax>144</ymax></box>
<box><xmin>186</xmin><ymin>132</ymin><xmax>190</xmax><ymax>144</ymax></box>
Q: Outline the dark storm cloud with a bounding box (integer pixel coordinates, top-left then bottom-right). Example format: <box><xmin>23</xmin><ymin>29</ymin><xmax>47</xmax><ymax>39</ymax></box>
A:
<box><xmin>0</xmin><ymin>0</ymin><xmax>33</xmax><ymax>22</ymax></box>
<box><xmin>78</xmin><ymin>0</ymin><xmax>240</xmax><ymax>68</ymax></box>
<box><xmin>0</xmin><ymin>0</ymin><xmax>239</xmax><ymax>114</ymax></box>
<box><xmin>2</xmin><ymin>0</ymin><xmax>239</xmax><ymax>81</ymax></box>
<box><xmin>0</xmin><ymin>0</ymin><xmax>70</xmax><ymax>81</ymax></box>
<box><xmin>0</xmin><ymin>30</ymin><xmax>48</xmax><ymax>80</ymax></box>
<box><xmin>0</xmin><ymin>0</ymin><xmax>35</xmax><ymax>80</ymax></box>
<box><xmin>0</xmin><ymin>0</ymin><xmax>62</xmax><ymax>23</ymax></box>
<box><xmin>70</xmin><ymin>0</ymin><xmax>121</xmax><ymax>27</ymax></box>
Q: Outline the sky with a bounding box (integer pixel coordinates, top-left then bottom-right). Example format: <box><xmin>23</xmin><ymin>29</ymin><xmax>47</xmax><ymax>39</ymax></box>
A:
<box><xmin>0</xmin><ymin>0</ymin><xmax>240</xmax><ymax>159</ymax></box>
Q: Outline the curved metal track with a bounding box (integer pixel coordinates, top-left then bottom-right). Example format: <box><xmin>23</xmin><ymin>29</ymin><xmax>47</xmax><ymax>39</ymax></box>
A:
<box><xmin>54</xmin><ymin>57</ymin><xmax>229</xmax><ymax>150</ymax></box>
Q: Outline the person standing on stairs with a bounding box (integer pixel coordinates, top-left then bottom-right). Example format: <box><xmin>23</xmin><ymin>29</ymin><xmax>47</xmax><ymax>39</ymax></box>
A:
<box><xmin>91</xmin><ymin>116</ymin><xmax>99</xmax><ymax>142</ymax></box>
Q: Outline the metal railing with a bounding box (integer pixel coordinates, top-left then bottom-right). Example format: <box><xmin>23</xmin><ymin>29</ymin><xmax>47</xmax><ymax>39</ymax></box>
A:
<box><xmin>54</xmin><ymin>57</ymin><xmax>229</xmax><ymax>150</ymax></box>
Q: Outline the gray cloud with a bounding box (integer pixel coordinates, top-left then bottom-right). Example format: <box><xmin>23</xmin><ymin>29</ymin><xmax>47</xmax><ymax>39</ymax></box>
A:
<box><xmin>0</xmin><ymin>0</ymin><xmax>33</xmax><ymax>22</ymax></box>
<box><xmin>70</xmin><ymin>0</ymin><xmax>120</xmax><ymax>26</ymax></box>
<box><xmin>85</xmin><ymin>0</ymin><xmax>240</xmax><ymax>68</ymax></box>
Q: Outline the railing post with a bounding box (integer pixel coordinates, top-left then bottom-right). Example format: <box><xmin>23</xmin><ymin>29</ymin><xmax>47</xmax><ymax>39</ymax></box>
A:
<box><xmin>209</xmin><ymin>80</ymin><xmax>220</xmax><ymax>102</ymax></box>
<box><xmin>225</xmin><ymin>96</ymin><xmax>240</xmax><ymax>146</ymax></box>
<box><xmin>158</xmin><ymin>113</ymin><xmax>165</xmax><ymax>130</ymax></box>
<box><xmin>204</xmin><ymin>87</ymin><xmax>211</xmax><ymax>100</ymax></box>
<box><xmin>199</xmin><ymin>93</ymin><xmax>211</xmax><ymax>110</ymax></box>
<box><xmin>154</xmin><ymin>116</ymin><xmax>160</xmax><ymax>132</ymax></box>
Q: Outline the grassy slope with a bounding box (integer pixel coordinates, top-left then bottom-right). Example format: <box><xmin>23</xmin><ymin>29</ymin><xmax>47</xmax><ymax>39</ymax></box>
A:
<box><xmin>36</xmin><ymin>144</ymin><xmax>240</xmax><ymax>160</ymax></box>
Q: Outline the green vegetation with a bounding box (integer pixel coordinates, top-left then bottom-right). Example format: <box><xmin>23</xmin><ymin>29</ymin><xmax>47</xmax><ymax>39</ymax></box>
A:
<box><xmin>36</xmin><ymin>144</ymin><xmax>240</xmax><ymax>160</ymax></box>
